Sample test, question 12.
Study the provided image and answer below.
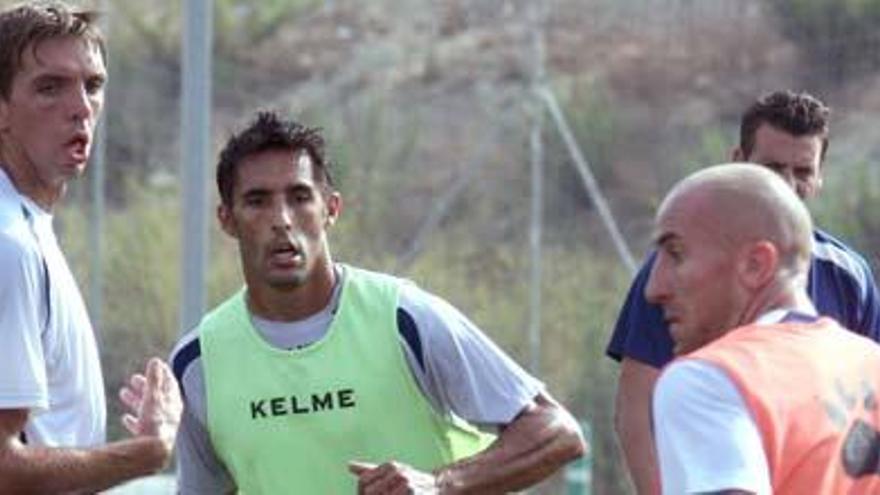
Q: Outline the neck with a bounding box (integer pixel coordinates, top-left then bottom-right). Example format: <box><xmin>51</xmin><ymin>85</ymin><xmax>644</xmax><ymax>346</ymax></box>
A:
<box><xmin>245</xmin><ymin>260</ymin><xmax>337</xmax><ymax>322</ymax></box>
<box><xmin>0</xmin><ymin>148</ymin><xmax>63</xmax><ymax>211</ymax></box>
<box><xmin>735</xmin><ymin>275</ymin><xmax>815</xmax><ymax>326</ymax></box>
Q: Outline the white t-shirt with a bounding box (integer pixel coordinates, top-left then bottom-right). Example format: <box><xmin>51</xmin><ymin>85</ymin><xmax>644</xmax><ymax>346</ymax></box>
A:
<box><xmin>0</xmin><ymin>169</ymin><xmax>105</xmax><ymax>447</ymax></box>
<box><xmin>170</xmin><ymin>266</ymin><xmax>545</xmax><ymax>494</ymax></box>
<box><xmin>652</xmin><ymin>310</ymin><xmax>804</xmax><ymax>495</ymax></box>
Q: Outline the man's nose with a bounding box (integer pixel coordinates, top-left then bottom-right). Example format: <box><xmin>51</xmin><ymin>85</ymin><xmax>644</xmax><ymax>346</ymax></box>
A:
<box><xmin>68</xmin><ymin>84</ymin><xmax>94</xmax><ymax>122</ymax></box>
<box><xmin>644</xmin><ymin>259</ymin><xmax>667</xmax><ymax>305</ymax></box>
<box><xmin>271</xmin><ymin>201</ymin><xmax>294</xmax><ymax>230</ymax></box>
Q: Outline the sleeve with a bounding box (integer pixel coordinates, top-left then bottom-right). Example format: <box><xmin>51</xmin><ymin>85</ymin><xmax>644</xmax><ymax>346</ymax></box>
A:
<box><xmin>605</xmin><ymin>251</ymin><xmax>676</xmax><ymax>368</ymax></box>
<box><xmin>0</xmin><ymin>234</ymin><xmax>49</xmax><ymax>411</ymax></box>
<box><xmin>652</xmin><ymin>360</ymin><xmax>771</xmax><ymax>495</ymax></box>
<box><xmin>398</xmin><ymin>283</ymin><xmax>544</xmax><ymax>427</ymax></box>
<box><xmin>170</xmin><ymin>336</ymin><xmax>236</xmax><ymax>495</ymax></box>
<box><xmin>854</xmin><ymin>259</ymin><xmax>880</xmax><ymax>340</ymax></box>
<box><xmin>175</xmin><ymin>406</ymin><xmax>237</xmax><ymax>495</ymax></box>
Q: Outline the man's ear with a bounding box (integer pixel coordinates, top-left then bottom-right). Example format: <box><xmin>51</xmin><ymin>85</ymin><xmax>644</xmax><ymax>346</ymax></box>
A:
<box><xmin>217</xmin><ymin>203</ymin><xmax>238</xmax><ymax>238</ymax></box>
<box><xmin>731</xmin><ymin>146</ymin><xmax>745</xmax><ymax>162</ymax></box>
<box><xmin>324</xmin><ymin>191</ymin><xmax>342</xmax><ymax>227</ymax></box>
<box><xmin>738</xmin><ymin>241</ymin><xmax>778</xmax><ymax>290</ymax></box>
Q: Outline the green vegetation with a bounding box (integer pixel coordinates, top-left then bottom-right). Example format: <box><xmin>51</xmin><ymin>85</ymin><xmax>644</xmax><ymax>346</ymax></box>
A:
<box><xmin>769</xmin><ymin>0</ymin><xmax>880</xmax><ymax>82</ymax></box>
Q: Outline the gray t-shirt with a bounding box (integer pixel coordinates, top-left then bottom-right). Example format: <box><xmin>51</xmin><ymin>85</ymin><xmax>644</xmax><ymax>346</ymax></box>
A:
<box><xmin>170</xmin><ymin>266</ymin><xmax>543</xmax><ymax>494</ymax></box>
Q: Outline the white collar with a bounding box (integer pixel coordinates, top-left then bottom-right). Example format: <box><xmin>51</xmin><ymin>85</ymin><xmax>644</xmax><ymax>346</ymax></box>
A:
<box><xmin>755</xmin><ymin>307</ymin><xmax>818</xmax><ymax>325</ymax></box>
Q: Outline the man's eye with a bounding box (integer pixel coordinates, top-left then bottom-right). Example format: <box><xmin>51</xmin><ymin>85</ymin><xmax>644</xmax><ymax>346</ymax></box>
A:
<box><xmin>85</xmin><ymin>78</ymin><xmax>105</xmax><ymax>95</ymax></box>
<box><xmin>289</xmin><ymin>189</ymin><xmax>313</xmax><ymax>203</ymax></box>
<box><xmin>244</xmin><ymin>196</ymin><xmax>267</xmax><ymax>207</ymax></box>
<box><xmin>37</xmin><ymin>81</ymin><xmax>60</xmax><ymax>95</ymax></box>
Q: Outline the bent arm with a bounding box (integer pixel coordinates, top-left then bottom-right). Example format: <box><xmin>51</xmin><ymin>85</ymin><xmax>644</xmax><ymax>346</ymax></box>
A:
<box><xmin>0</xmin><ymin>358</ymin><xmax>181</xmax><ymax>494</ymax></box>
<box><xmin>434</xmin><ymin>392</ymin><xmax>586</xmax><ymax>494</ymax></box>
<box><xmin>614</xmin><ymin>358</ymin><xmax>661</xmax><ymax>495</ymax></box>
<box><xmin>0</xmin><ymin>409</ymin><xmax>168</xmax><ymax>494</ymax></box>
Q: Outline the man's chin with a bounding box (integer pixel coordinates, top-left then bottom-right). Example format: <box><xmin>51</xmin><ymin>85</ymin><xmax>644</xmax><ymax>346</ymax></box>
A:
<box><xmin>267</xmin><ymin>273</ymin><xmax>308</xmax><ymax>291</ymax></box>
<box><xmin>671</xmin><ymin>339</ymin><xmax>697</xmax><ymax>356</ymax></box>
<box><xmin>671</xmin><ymin>342</ymin><xmax>685</xmax><ymax>356</ymax></box>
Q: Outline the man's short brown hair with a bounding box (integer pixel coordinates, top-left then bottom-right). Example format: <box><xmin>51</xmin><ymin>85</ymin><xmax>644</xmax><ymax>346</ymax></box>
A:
<box><xmin>740</xmin><ymin>90</ymin><xmax>831</xmax><ymax>161</ymax></box>
<box><xmin>0</xmin><ymin>1</ymin><xmax>105</xmax><ymax>99</ymax></box>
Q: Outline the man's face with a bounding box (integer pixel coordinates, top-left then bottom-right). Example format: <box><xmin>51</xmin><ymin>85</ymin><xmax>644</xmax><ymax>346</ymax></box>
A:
<box><xmin>219</xmin><ymin>149</ymin><xmax>340</xmax><ymax>292</ymax></box>
<box><xmin>645</xmin><ymin>192</ymin><xmax>742</xmax><ymax>355</ymax></box>
<box><xmin>0</xmin><ymin>36</ymin><xmax>106</xmax><ymax>205</ymax></box>
<box><xmin>735</xmin><ymin>123</ymin><xmax>824</xmax><ymax>200</ymax></box>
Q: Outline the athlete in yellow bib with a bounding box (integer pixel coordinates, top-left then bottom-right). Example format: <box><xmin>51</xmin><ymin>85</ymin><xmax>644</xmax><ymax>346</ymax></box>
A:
<box><xmin>170</xmin><ymin>111</ymin><xmax>586</xmax><ymax>494</ymax></box>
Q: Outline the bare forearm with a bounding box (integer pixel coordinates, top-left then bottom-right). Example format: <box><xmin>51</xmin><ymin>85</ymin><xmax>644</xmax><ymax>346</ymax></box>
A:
<box><xmin>615</xmin><ymin>407</ymin><xmax>659</xmax><ymax>495</ymax></box>
<box><xmin>615</xmin><ymin>358</ymin><xmax>660</xmax><ymax>495</ymax></box>
<box><xmin>435</xmin><ymin>395</ymin><xmax>586</xmax><ymax>494</ymax></box>
<box><xmin>0</xmin><ymin>358</ymin><xmax>181</xmax><ymax>494</ymax></box>
<box><xmin>0</xmin><ymin>436</ymin><xmax>167</xmax><ymax>494</ymax></box>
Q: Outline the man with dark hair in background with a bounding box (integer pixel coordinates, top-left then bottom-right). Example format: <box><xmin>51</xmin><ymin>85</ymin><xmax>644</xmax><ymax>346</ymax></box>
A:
<box><xmin>0</xmin><ymin>2</ymin><xmax>182</xmax><ymax>493</ymax></box>
<box><xmin>171</xmin><ymin>110</ymin><xmax>586</xmax><ymax>494</ymax></box>
<box><xmin>607</xmin><ymin>90</ymin><xmax>880</xmax><ymax>493</ymax></box>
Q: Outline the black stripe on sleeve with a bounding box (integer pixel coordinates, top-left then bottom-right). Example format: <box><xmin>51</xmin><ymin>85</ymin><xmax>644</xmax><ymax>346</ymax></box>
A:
<box><xmin>171</xmin><ymin>338</ymin><xmax>201</xmax><ymax>398</ymax></box>
<box><xmin>397</xmin><ymin>308</ymin><xmax>425</xmax><ymax>373</ymax></box>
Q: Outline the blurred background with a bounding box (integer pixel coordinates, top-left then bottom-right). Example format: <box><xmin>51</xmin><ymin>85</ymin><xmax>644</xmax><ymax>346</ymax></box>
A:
<box><xmin>9</xmin><ymin>0</ymin><xmax>880</xmax><ymax>493</ymax></box>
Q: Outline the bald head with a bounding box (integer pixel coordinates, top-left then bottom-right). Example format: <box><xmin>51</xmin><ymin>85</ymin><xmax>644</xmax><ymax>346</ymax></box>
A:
<box><xmin>659</xmin><ymin>163</ymin><xmax>813</xmax><ymax>276</ymax></box>
<box><xmin>645</xmin><ymin>163</ymin><xmax>815</xmax><ymax>355</ymax></box>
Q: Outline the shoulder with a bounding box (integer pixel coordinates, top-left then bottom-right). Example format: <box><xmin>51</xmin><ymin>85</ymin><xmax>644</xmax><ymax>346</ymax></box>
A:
<box><xmin>342</xmin><ymin>264</ymin><xmax>405</xmax><ymax>288</ymax></box>
<box><xmin>655</xmin><ymin>359</ymin><xmax>741</xmax><ymax>411</ymax></box>
<box><xmin>0</xmin><ymin>185</ymin><xmax>25</xmax><ymax>230</ymax></box>
<box><xmin>654</xmin><ymin>360</ymin><xmax>770</xmax><ymax>494</ymax></box>
<box><xmin>605</xmin><ymin>250</ymin><xmax>672</xmax><ymax>366</ymax></box>
<box><xmin>811</xmin><ymin>229</ymin><xmax>873</xmax><ymax>286</ymax></box>
<box><xmin>620</xmin><ymin>251</ymin><xmax>656</xmax><ymax>292</ymax></box>
<box><xmin>0</xmin><ymin>222</ymin><xmax>43</xmax><ymax>286</ymax></box>
<box><xmin>654</xmin><ymin>359</ymin><xmax>754</xmax><ymax>442</ymax></box>
<box><xmin>614</xmin><ymin>252</ymin><xmax>656</xmax><ymax>305</ymax></box>
<box><xmin>397</xmin><ymin>281</ymin><xmax>477</xmax><ymax>340</ymax></box>
<box><xmin>0</xmin><ymin>196</ymin><xmax>39</xmax><ymax>264</ymax></box>
<box><xmin>170</xmin><ymin>328</ymin><xmax>202</xmax><ymax>390</ymax></box>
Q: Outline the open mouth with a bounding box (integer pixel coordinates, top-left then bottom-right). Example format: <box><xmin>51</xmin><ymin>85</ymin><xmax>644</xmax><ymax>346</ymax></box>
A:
<box><xmin>66</xmin><ymin>134</ymin><xmax>90</xmax><ymax>163</ymax></box>
<box><xmin>269</xmin><ymin>242</ymin><xmax>302</xmax><ymax>266</ymax></box>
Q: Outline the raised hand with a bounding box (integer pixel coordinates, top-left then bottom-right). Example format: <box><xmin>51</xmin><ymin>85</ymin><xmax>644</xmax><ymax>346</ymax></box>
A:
<box><xmin>118</xmin><ymin>357</ymin><xmax>183</xmax><ymax>464</ymax></box>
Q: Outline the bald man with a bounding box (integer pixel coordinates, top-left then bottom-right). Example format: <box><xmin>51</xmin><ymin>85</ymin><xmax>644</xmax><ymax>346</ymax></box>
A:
<box><xmin>647</xmin><ymin>163</ymin><xmax>880</xmax><ymax>494</ymax></box>
<box><xmin>608</xmin><ymin>91</ymin><xmax>880</xmax><ymax>495</ymax></box>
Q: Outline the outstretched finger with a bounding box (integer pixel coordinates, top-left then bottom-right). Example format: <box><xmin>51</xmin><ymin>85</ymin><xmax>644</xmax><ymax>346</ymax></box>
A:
<box><xmin>147</xmin><ymin>358</ymin><xmax>178</xmax><ymax>397</ymax></box>
<box><xmin>349</xmin><ymin>460</ymin><xmax>377</xmax><ymax>475</ymax></box>
<box><xmin>147</xmin><ymin>358</ymin><xmax>163</xmax><ymax>385</ymax></box>
<box><xmin>121</xmin><ymin>413</ymin><xmax>139</xmax><ymax>436</ymax></box>
<box><xmin>128</xmin><ymin>373</ymin><xmax>147</xmax><ymax>395</ymax></box>
<box><xmin>119</xmin><ymin>385</ymin><xmax>141</xmax><ymax>411</ymax></box>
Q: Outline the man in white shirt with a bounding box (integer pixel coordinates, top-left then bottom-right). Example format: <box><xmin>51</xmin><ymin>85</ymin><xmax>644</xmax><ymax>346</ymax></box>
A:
<box><xmin>0</xmin><ymin>2</ymin><xmax>182</xmax><ymax>492</ymax></box>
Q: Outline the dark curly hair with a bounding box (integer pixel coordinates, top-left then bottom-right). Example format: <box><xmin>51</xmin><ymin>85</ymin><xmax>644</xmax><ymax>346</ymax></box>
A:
<box><xmin>216</xmin><ymin>111</ymin><xmax>335</xmax><ymax>207</ymax></box>
<box><xmin>0</xmin><ymin>1</ymin><xmax>105</xmax><ymax>99</ymax></box>
<box><xmin>740</xmin><ymin>90</ymin><xmax>831</xmax><ymax>161</ymax></box>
